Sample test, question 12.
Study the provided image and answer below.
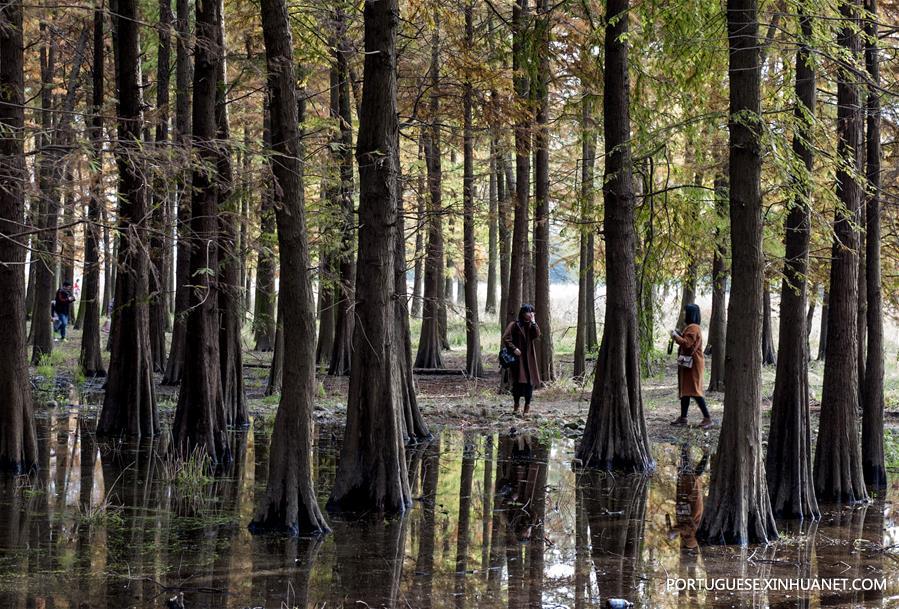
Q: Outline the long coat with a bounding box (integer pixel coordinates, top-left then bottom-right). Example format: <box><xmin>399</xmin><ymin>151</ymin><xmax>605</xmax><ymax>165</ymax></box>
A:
<box><xmin>673</xmin><ymin>323</ymin><xmax>704</xmax><ymax>397</ymax></box>
<box><xmin>502</xmin><ymin>321</ymin><xmax>542</xmax><ymax>386</ymax></box>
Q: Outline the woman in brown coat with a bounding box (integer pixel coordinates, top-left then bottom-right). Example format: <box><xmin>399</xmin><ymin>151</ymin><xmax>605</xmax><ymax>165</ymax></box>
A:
<box><xmin>501</xmin><ymin>304</ymin><xmax>541</xmax><ymax>414</ymax></box>
<box><xmin>670</xmin><ymin>304</ymin><xmax>711</xmax><ymax>428</ymax></box>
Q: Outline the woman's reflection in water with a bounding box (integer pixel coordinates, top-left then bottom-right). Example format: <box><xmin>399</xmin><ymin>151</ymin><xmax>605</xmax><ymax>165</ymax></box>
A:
<box><xmin>666</xmin><ymin>442</ymin><xmax>708</xmax><ymax>607</ymax></box>
<box><xmin>493</xmin><ymin>432</ymin><xmax>548</xmax><ymax>609</ymax></box>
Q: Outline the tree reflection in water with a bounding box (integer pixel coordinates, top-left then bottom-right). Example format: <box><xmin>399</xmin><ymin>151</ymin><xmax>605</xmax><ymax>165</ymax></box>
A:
<box><xmin>0</xmin><ymin>418</ymin><xmax>894</xmax><ymax>608</ymax></box>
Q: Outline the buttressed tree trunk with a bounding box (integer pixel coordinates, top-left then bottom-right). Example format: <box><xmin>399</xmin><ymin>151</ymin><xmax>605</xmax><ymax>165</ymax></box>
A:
<box><xmin>215</xmin><ymin>23</ymin><xmax>247</xmax><ymax>429</ymax></box>
<box><xmin>506</xmin><ymin>0</ymin><xmax>530</xmax><ymax>326</ymax></box>
<box><xmin>862</xmin><ymin>0</ymin><xmax>885</xmax><ymax>491</ymax></box>
<box><xmin>161</xmin><ymin>0</ymin><xmax>192</xmax><ymax>385</ymax></box>
<box><xmin>97</xmin><ymin>0</ymin><xmax>159</xmax><ymax>438</ymax></box>
<box><xmin>813</xmin><ymin>0</ymin><xmax>868</xmax><ymax>504</ymax></box>
<box><xmin>766</xmin><ymin>4</ymin><xmax>819</xmax><ymax>521</ymax></box>
<box><xmin>413</xmin><ymin>19</ymin><xmax>444</xmax><ymax>370</ymax></box>
<box><xmin>394</xmin><ymin>136</ymin><xmax>430</xmax><ymax>444</ymax></box>
<box><xmin>533</xmin><ymin>0</ymin><xmax>553</xmax><ymax>383</ymax></box>
<box><xmin>248</xmin><ymin>0</ymin><xmax>328</xmax><ymax>535</ymax></box>
<box><xmin>706</xmin><ymin>176</ymin><xmax>727</xmax><ymax>392</ymax></box>
<box><xmin>573</xmin><ymin>90</ymin><xmax>596</xmax><ymax>380</ymax></box>
<box><xmin>411</xmin><ymin>137</ymin><xmax>426</xmax><ymax>319</ymax></box>
<box><xmin>697</xmin><ymin>0</ymin><xmax>778</xmax><ymax>545</ymax></box>
<box><xmin>31</xmin><ymin>26</ymin><xmax>57</xmax><ymax>363</ymax></box>
<box><xmin>575</xmin><ymin>0</ymin><xmax>652</xmax><ymax>472</ymax></box>
<box><xmin>79</xmin><ymin>0</ymin><xmax>106</xmax><ymax>378</ymax></box>
<box><xmin>171</xmin><ymin>0</ymin><xmax>229</xmax><ymax>463</ymax></box>
<box><xmin>328</xmin><ymin>7</ymin><xmax>355</xmax><ymax>377</ymax></box>
<box><xmin>0</xmin><ymin>0</ymin><xmax>38</xmax><ymax>472</ymax></box>
<box><xmin>327</xmin><ymin>0</ymin><xmax>411</xmax><ymax>515</ymax></box>
<box><xmin>462</xmin><ymin>3</ymin><xmax>483</xmax><ymax>378</ymax></box>
<box><xmin>148</xmin><ymin>0</ymin><xmax>172</xmax><ymax>374</ymax></box>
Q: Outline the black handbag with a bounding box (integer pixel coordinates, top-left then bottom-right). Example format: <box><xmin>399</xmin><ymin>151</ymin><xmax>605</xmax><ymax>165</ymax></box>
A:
<box><xmin>498</xmin><ymin>346</ymin><xmax>517</xmax><ymax>369</ymax></box>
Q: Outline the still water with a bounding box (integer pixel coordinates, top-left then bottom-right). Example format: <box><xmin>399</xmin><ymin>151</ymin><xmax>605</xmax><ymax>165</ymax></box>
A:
<box><xmin>0</xmin><ymin>411</ymin><xmax>898</xmax><ymax>609</ymax></box>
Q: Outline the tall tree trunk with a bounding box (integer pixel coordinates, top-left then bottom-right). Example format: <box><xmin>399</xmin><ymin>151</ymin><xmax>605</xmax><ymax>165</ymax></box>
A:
<box><xmin>328</xmin><ymin>8</ymin><xmax>356</xmax><ymax>377</ymax></box>
<box><xmin>497</xmin><ymin>152</ymin><xmax>512</xmax><ymax>325</ymax></box>
<box><xmin>505</xmin><ymin>0</ymin><xmax>530</xmax><ymax>326</ymax></box>
<box><xmin>697</xmin><ymin>0</ymin><xmax>778</xmax><ymax>545</ymax></box>
<box><xmin>573</xmin><ymin>92</ymin><xmax>596</xmax><ymax>380</ymax></box>
<box><xmin>394</xmin><ymin>133</ymin><xmax>430</xmax><ymax>443</ymax></box>
<box><xmin>761</xmin><ymin>282</ymin><xmax>777</xmax><ymax>365</ymax></box>
<box><xmin>80</xmin><ymin>0</ymin><xmax>107</xmax><ymax>377</ymax></box>
<box><xmin>805</xmin><ymin>284</ymin><xmax>817</xmax><ymax>355</ymax></box>
<box><xmin>161</xmin><ymin>0</ymin><xmax>193</xmax><ymax>385</ymax></box>
<box><xmin>102</xmin><ymin>205</ymin><xmax>113</xmax><ymax>314</ymax></box>
<box><xmin>253</xmin><ymin>112</ymin><xmax>277</xmax><ymax>351</ymax></box>
<box><xmin>248</xmin><ymin>0</ymin><xmax>328</xmax><ymax>535</ymax></box>
<box><xmin>172</xmin><ymin>0</ymin><xmax>229</xmax><ymax>463</ymax></box>
<box><xmin>97</xmin><ymin>0</ymin><xmax>159</xmax><ymax>438</ymax></box>
<box><xmin>485</xmin><ymin>139</ymin><xmax>498</xmax><ymax>315</ymax></box>
<box><xmin>266</xmin><ymin>299</ymin><xmax>284</xmax><ymax>396</ymax></box>
<box><xmin>413</xmin><ymin>19</ymin><xmax>444</xmax><ymax>370</ymax></box>
<box><xmin>533</xmin><ymin>0</ymin><xmax>553</xmax><ymax>383</ymax></box>
<box><xmin>32</xmin><ymin>27</ymin><xmax>88</xmax><ymax>361</ymax></box>
<box><xmin>215</xmin><ymin>18</ymin><xmax>247</xmax><ymax>428</ymax></box>
<box><xmin>861</xmin><ymin>0</ymin><xmax>885</xmax><ymax>491</ymax></box>
<box><xmin>30</xmin><ymin>23</ymin><xmax>57</xmax><ymax>362</ymax></box>
<box><xmin>816</xmin><ymin>289</ymin><xmax>828</xmax><ymax>361</ymax></box>
<box><xmin>766</xmin><ymin>4</ymin><xmax>819</xmax><ymax>521</ymax></box>
<box><xmin>239</xmin><ymin>119</ymin><xmax>251</xmax><ymax>317</ymax></box>
<box><xmin>813</xmin><ymin>0</ymin><xmax>867</xmax><ymax>505</ymax></box>
<box><xmin>706</xmin><ymin>176</ymin><xmax>727</xmax><ymax>391</ymax></box>
<box><xmin>585</xmin><ymin>231</ymin><xmax>597</xmax><ymax>350</ymax></box>
<box><xmin>315</xmin><ymin>237</ymin><xmax>336</xmax><ymax>364</ymax></box>
<box><xmin>60</xmin><ymin>169</ymin><xmax>75</xmax><ymax>286</ymax></box>
<box><xmin>411</xmin><ymin>137</ymin><xmax>426</xmax><ymax>319</ymax></box>
<box><xmin>462</xmin><ymin>3</ymin><xmax>483</xmax><ymax>378</ymax></box>
<box><xmin>575</xmin><ymin>0</ymin><xmax>652</xmax><ymax>472</ymax></box>
<box><xmin>148</xmin><ymin>0</ymin><xmax>173</xmax><ymax>374</ymax></box>
<box><xmin>327</xmin><ymin>0</ymin><xmax>411</xmax><ymax>515</ymax></box>
<box><xmin>253</xmin><ymin>109</ymin><xmax>277</xmax><ymax>353</ymax></box>
<box><xmin>0</xmin><ymin>0</ymin><xmax>38</xmax><ymax>472</ymax></box>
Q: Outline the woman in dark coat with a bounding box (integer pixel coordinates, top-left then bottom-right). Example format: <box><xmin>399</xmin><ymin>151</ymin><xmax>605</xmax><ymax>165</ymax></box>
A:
<box><xmin>670</xmin><ymin>304</ymin><xmax>711</xmax><ymax>428</ymax></box>
<box><xmin>501</xmin><ymin>304</ymin><xmax>541</xmax><ymax>414</ymax></box>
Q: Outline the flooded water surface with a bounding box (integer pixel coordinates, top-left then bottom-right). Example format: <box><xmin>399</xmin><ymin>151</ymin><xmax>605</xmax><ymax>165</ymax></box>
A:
<box><xmin>1</xmin><ymin>412</ymin><xmax>898</xmax><ymax>608</ymax></box>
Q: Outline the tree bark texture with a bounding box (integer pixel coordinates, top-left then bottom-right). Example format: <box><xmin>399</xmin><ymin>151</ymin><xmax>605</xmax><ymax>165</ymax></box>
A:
<box><xmin>327</xmin><ymin>0</ymin><xmax>411</xmax><ymax>516</ymax></box>
<box><xmin>813</xmin><ymin>0</ymin><xmax>868</xmax><ymax>504</ymax></box>
<box><xmin>766</xmin><ymin>5</ymin><xmax>819</xmax><ymax>521</ymax></box>
<box><xmin>79</xmin><ymin>0</ymin><xmax>106</xmax><ymax>377</ymax></box>
<box><xmin>248</xmin><ymin>0</ymin><xmax>328</xmax><ymax>534</ymax></box>
<box><xmin>862</xmin><ymin>0</ymin><xmax>885</xmax><ymax>491</ymax></box>
<box><xmin>697</xmin><ymin>0</ymin><xmax>778</xmax><ymax>545</ymax></box>
<box><xmin>0</xmin><ymin>0</ymin><xmax>38</xmax><ymax>472</ymax></box>
<box><xmin>97</xmin><ymin>0</ymin><xmax>159</xmax><ymax>438</ymax></box>
<box><xmin>576</xmin><ymin>0</ymin><xmax>652</xmax><ymax>473</ymax></box>
<box><xmin>413</xmin><ymin>21</ymin><xmax>444</xmax><ymax>371</ymax></box>
<box><xmin>171</xmin><ymin>0</ymin><xmax>229</xmax><ymax>463</ymax></box>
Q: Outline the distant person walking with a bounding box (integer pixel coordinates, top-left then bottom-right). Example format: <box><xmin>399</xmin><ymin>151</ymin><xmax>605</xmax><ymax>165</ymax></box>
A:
<box><xmin>502</xmin><ymin>304</ymin><xmax>541</xmax><ymax>415</ymax></box>
<box><xmin>53</xmin><ymin>281</ymin><xmax>76</xmax><ymax>342</ymax></box>
<box><xmin>670</xmin><ymin>303</ymin><xmax>711</xmax><ymax>429</ymax></box>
